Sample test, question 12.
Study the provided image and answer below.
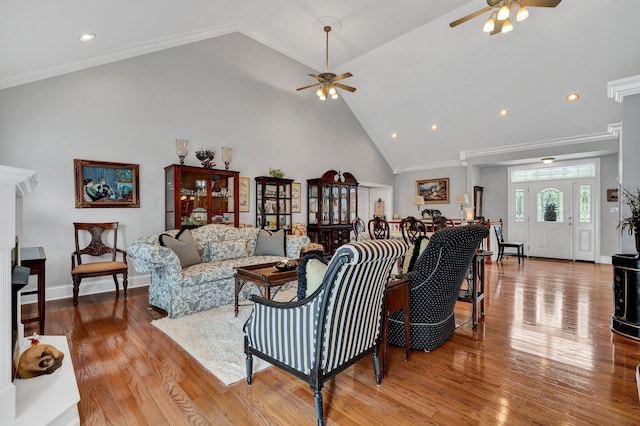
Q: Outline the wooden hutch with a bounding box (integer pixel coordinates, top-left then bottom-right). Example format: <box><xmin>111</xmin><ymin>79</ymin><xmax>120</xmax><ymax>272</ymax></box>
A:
<box><xmin>307</xmin><ymin>170</ymin><xmax>358</xmax><ymax>255</ymax></box>
<box><xmin>255</xmin><ymin>176</ymin><xmax>293</xmax><ymax>232</ymax></box>
<box><xmin>165</xmin><ymin>164</ymin><xmax>239</xmax><ymax>230</ymax></box>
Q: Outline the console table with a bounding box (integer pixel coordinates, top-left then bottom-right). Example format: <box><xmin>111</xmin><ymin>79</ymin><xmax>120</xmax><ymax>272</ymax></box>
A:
<box><xmin>20</xmin><ymin>247</ymin><xmax>46</xmax><ymax>334</ymax></box>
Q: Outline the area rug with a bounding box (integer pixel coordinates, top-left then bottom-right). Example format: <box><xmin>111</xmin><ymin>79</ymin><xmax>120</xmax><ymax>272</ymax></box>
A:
<box><xmin>151</xmin><ymin>287</ymin><xmax>296</xmax><ymax>386</ymax></box>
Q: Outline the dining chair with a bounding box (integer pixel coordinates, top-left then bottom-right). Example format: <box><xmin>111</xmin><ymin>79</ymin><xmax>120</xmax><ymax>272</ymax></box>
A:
<box><xmin>400</xmin><ymin>216</ymin><xmax>427</xmax><ymax>245</ymax></box>
<box><xmin>368</xmin><ymin>217</ymin><xmax>390</xmax><ymax>239</ymax></box>
<box><xmin>494</xmin><ymin>223</ymin><xmax>525</xmax><ymax>264</ymax></box>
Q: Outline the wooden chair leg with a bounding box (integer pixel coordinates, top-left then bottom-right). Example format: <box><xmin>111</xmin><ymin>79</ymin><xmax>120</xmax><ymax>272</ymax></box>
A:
<box><xmin>72</xmin><ymin>277</ymin><xmax>80</xmax><ymax>306</ymax></box>
<box><xmin>112</xmin><ymin>275</ymin><xmax>120</xmax><ymax>293</ymax></box>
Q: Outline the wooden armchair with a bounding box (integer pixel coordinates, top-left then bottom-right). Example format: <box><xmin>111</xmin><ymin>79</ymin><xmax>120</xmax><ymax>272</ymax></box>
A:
<box><xmin>244</xmin><ymin>239</ymin><xmax>406</xmax><ymax>425</ymax></box>
<box><xmin>71</xmin><ymin>222</ymin><xmax>128</xmax><ymax>305</ymax></box>
<box><xmin>368</xmin><ymin>217</ymin><xmax>390</xmax><ymax>239</ymax></box>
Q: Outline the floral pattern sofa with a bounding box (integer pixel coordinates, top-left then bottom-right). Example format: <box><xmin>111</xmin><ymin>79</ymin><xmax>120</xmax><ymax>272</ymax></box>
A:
<box><xmin>127</xmin><ymin>224</ymin><xmax>310</xmax><ymax>318</ymax></box>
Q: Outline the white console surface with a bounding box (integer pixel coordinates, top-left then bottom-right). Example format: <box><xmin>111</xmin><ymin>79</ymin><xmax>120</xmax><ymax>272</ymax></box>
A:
<box><xmin>13</xmin><ymin>335</ymin><xmax>80</xmax><ymax>426</ymax></box>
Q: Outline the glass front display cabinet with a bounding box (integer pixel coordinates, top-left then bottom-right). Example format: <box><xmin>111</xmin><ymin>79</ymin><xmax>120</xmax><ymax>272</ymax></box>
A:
<box><xmin>165</xmin><ymin>164</ymin><xmax>239</xmax><ymax>230</ymax></box>
<box><xmin>307</xmin><ymin>170</ymin><xmax>358</xmax><ymax>255</ymax></box>
<box><xmin>255</xmin><ymin>176</ymin><xmax>293</xmax><ymax>232</ymax></box>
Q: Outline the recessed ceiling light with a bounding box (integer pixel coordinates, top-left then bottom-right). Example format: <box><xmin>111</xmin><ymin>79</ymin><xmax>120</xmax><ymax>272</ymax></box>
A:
<box><xmin>79</xmin><ymin>33</ymin><xmax>95</xmax><ymax>42</ymax></box>
<box><xmin>542</xmin><ymin>157</ymin><xmax>555</xmax><ymax>165</ymax></box>
<box><xmin>566</xmin><ymin>93</ymin><xmax>579</xmax><ymax>102</ymax></box>
<box><xmin>499</xmin><ymin>109</ymin><xmax>509</xmax><ymax>117</ymax></box>
<box><xmin>391</xmin><ymin>133</ymin><xmax>397</xmax><ymax>139</ymax></box>
<box><xmin>431</xmin><ymin>124</ymin><xmax>438</xmax><ymax>131</ymax></box>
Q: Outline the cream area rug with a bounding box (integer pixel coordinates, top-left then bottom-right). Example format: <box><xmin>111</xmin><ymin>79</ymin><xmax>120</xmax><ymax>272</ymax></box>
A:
<box><xmin>151</xmin><ymin>287</ymin><xmax>296</xmax><ymax>386</ymax></box>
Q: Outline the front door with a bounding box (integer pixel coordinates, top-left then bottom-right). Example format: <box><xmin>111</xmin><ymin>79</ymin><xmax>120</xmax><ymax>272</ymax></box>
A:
<box><xmin>527</xmin><ymin>180</ymin><xmax>573</xmax><ymax>260</ymax></box>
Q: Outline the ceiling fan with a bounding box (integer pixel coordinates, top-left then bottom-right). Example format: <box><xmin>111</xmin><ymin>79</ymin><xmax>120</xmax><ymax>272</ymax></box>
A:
<box><xmin>296</xmin><ymin>25</ymin><xmax>356</xmax><ymax>100</ymax></box>
<box><xmin>449</xmin><ymin>0</ymin><xmax>561</xmax><ymax>35</ymax></box>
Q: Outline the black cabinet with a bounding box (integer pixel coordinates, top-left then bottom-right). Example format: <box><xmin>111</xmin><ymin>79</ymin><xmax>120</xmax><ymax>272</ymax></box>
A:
<box><xmin>611</xmin><ymin>254</ymin><xmax>640</xmax><ymax>340</ymax></box>
<box><xmin>307</xmin><ymin>170</ymin><xmax>358</xmax><ymax>256</ymax></box>
<box><xmin>255</xmin><ymin>176</ymin><xmax>293</xmax><ymax>232</ymax></box>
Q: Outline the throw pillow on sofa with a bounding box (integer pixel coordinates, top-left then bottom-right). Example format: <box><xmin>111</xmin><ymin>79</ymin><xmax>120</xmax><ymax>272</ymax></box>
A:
<box><xmin>401</xmin><ymin>235</ymin><xmax>430</xmax><ymax>275</ymax></box>
<box><xmin>254</xmin><ymin>228</ymin><xmax>286</xmax><ymax>256</ymax></box>
<box><xmin>159</xmin><ymin>229</ymin><xmax>202</xmax><ymax>268</ymax></box>
<box><xmin>208</xmin><ymin>239</ymin><xmax>248</xmax><ymax>261</ymax></box>
<box><xmin>297</xmin><ymin>254</ymin><xmax>328</xmax><ymax>300</ymax></box>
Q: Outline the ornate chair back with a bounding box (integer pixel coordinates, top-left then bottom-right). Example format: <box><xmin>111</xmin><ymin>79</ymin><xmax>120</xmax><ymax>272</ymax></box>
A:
<box><xmin>368</xmin><ymin>217</ymin><xmax>390</xmax><ymax>239</ymax></box>
<box><xmin>400</xmin><ymin>216</ymin><xmax>427</xmax><ymax>245</ymax></box>
<box><xmin>352</xmin><ymin>217</ymin><xmax>365</xmax><ymax>240</ymax></box>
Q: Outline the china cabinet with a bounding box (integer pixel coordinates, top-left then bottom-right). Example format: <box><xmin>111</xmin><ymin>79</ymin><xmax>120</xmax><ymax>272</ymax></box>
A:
<box><xmin>255</xmin><ymin>176</ymin><xmax>293</xmax><ymax>232</ymax></box>
<box><xmin>307</xmin><ymin>170</ymin><xmax>358</xmax><ymax>255</ymax></box>
<box><xmin>165</xmin><ymin>164</ymin><xmax>239</xmax><ymax>230</ymax></box>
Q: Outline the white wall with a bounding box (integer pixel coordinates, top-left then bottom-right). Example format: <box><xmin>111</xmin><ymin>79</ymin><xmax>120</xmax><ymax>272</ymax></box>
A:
<box><xmin>600</xmin><ymin>154</ymin><xmax>621</xmax><ymax>257</ymax></box>
<box><xmin>620</xmin><ymin>93</ymin><xmax>640</xmax><ymax>253</ymax></box>
<box><xmin>0</xmin><ymin>33</ymin><xmax>394</xmax><ymax>300</ymax></box>
<box><xmin>393</xmin><ymin>166</ymin><xmax>467</xmax><ymax>220</ymax></box>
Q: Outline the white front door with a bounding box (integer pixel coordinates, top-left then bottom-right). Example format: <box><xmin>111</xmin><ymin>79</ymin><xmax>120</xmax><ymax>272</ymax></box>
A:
<box><xmin>527</xmin><ymin>181</ymin><xmax>574</xmax><ymax>260</ymax></box>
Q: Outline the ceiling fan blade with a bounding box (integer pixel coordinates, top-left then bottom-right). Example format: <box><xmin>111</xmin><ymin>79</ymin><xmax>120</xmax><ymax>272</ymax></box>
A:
<box><xmin>334</xmin><ymin>83</ymin><xmax>356</xmax><ymax>93</ymax></box>
<box><xmin>331</xmin><ymin>72</ymin><xmax>353</xmax><ymax>82</ymax></box>
<box><xmin>520</xmin><ymin>0</ymin><xmax>561</xmax><ymax>7</ymax></box>
<box><xmin>308</xmin><ymin>74</ymin><xmax>326</xmax><ymax>82</ymax></box>
<box><xmin>449</xmin><ymin>6</ymin><xmax>493</xmax><ymax>28</ymax></box>
<box><xmin>296</xmin><ymin>82</ymin><xmax>322</xmax><ymax>91</ymax></box>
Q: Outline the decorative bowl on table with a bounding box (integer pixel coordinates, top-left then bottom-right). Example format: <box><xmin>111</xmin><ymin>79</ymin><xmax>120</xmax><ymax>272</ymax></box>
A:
<box><xmin>274</xmin><ymin>260</ymin><xmax>298</xmax><ymax>272</ymax></box>
<box><xmin>195</xmin><ymin>150</ymin><xmax>216</xmax><ymax>168</ymax></box>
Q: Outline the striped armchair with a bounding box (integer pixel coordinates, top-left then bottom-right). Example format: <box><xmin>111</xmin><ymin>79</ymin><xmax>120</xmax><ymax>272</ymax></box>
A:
<box><xmin>244</xmin><ymin>239</ymin><xmax>406</xmax><ymax>426</ymax></box>
<box><xmin>388</xmin><ymin>224</ymin><xmax>489</xmax><ymax>351</ymax></box>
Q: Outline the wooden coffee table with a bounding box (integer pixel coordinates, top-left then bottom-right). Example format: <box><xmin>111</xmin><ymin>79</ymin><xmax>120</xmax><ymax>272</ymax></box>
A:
<box><xmin>234</xmin><ymin>262</ymin><xmax>298</xmax><ymax>316</ymax></box>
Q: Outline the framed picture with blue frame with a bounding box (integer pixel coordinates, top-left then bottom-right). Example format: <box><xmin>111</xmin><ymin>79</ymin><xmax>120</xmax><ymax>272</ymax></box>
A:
<box><xmin>74</xmin><ymin>159</ymin><xmax>140</xmax><ymax>208</ymax></box>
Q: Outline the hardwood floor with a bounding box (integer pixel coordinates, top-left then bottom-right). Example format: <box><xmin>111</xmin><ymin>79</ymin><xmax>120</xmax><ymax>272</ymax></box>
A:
<box><xmin>24</xmin><ymin>257</ymin><xmax>640</xmax><ymax>425</ymax></box>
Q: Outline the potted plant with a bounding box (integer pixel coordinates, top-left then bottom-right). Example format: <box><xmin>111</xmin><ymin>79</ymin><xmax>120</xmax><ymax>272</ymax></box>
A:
<box><xmin>544</xmin><ymin>200</ymin><xmax>557</xmax><ymax>221</ymax></box>
<box><xmin>617</xmin><ymin>187</ymin><xmax>640</xmax><ymax>253</ymax></box>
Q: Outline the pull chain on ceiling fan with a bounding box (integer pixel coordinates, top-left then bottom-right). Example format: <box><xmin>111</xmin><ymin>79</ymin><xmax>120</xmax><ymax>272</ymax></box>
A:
<box><xmin>296</xmin><ymin>25</ymin><xmax>356</xmax><ymax>100</ymax></box>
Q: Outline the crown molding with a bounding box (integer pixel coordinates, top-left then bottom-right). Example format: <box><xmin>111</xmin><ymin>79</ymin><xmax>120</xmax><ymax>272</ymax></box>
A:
<box><xmin>0</xmin><ymin>24</ymin><xmax>240</xmax><ymax>90</ymax></box>
<box><xmin>394</xmin><ymin>159</ymin><xmax>466</xmax><ymax>174</ymax></box>
<box><xmin>607</xmin><ymin>75</ymin><xmax>640</xmax><ymax>103</ymax></box>
<box><xmin>0</xmin><ymin>166</ymin><xmax>38</xmax><ymax>195</ymax></box>
<box><xmin>461</xmin><ymin>125</ymin><xmax>620</xmax><ymax>160</ymax></box>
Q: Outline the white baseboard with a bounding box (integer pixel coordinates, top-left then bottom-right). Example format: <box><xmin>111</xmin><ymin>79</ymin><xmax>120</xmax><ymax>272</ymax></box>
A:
<box><xmin>19</xmin><ymin>273</ymin><xmax>150</xmax><ymax>304</ymax></box>
<box><xmin>599</xmin><ymin>255</ymin><xmax>613</xmax><ymax>264</ymax></box>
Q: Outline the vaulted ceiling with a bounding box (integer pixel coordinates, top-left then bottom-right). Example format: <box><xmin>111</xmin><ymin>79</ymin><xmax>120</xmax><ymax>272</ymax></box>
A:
<box><xmin>2</xmin><ymin>0</ymin><xmax>638</xmax><ymax>172</ymax></box>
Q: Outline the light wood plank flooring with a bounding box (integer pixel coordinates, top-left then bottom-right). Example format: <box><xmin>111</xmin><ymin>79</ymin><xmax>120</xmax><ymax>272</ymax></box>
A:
<box><xmin>23</xmin><ymin>257</ymin><xmax>640</xmax><ymax>425</ymax></box>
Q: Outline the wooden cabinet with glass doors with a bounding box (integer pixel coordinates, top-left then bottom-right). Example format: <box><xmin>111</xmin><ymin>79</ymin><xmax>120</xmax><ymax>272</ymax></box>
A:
<box><xmin>255</xmin><ymin>176</ymin><xmax>293</xmax><ymax>232</ymax></box>
<box><xmin>307</xmin><ymin>170</ymin><xmax>358</xmax><ymax>255</ymax></box>
<box><xmin>165</xmin><ymin>164</ymin><xmax>239</xmax><ymax>230</ymax></box>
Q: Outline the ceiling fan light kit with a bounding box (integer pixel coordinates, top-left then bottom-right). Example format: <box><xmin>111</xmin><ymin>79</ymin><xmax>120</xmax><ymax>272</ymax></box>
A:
<box><xmin>452</xmin><ymin>0</ymin><xmax>561</xmax><ymax>36</ymax></box>
<box><xmin>297</xmin><ymin>21</ymin><xmax>356</xmax><ymax>100</ymax></box>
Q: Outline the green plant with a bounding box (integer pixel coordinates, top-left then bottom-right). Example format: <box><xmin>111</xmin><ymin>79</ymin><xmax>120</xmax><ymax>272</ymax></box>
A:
<box><xmin>617</xmin><ymin>187</ymin><xmax>640</xmax><ymax>235</ymax></box>
<box><xmin>268</xmin><ymin>168</ymin><xmax>285</xmax><ymax>179</ymax></box>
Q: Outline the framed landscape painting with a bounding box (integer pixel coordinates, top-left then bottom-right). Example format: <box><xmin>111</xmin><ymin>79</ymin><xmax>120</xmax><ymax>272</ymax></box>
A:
<box><xmin>74</xmin><ymin>159</ymin><xmax>139</xmax><ymax>208</ymax></box>
<box><xmin>416</xmin><ymin>177</ymin><xmax>449</xmax><ymax>204</ymax></box>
